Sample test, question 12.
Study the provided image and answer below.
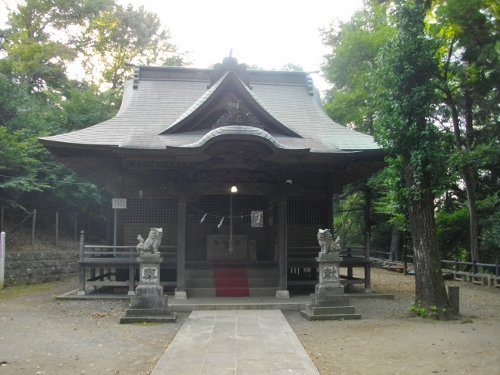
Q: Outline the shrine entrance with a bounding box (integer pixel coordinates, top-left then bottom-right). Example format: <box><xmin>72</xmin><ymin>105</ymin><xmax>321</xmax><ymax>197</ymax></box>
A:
<box><xmin>185</xmin><ymin>194</ymin><xmax>276</xmax><ymax>263</ymax></box>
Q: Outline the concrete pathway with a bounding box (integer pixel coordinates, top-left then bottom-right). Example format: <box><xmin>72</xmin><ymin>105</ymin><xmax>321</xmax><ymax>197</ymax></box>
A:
<box><xmin>151</xmin><ymin>309</ymin><xmax>319</xmax><ymax>375</ymax></box>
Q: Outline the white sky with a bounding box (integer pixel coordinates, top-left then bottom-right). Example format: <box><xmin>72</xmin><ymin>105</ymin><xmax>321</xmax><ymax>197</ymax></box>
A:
<box><xmin>120</xmin><ymin>0</ymin><xmax>363</xmax><ymax>92</ymax></box>
<box><xmin>1</xmin><ymin>0</ymin><xmax>363</xmax><ymax>92</ymax></box>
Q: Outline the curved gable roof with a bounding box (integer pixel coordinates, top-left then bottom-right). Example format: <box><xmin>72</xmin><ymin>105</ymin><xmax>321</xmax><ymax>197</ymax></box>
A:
<box><xmin>40</xmin><ymin>57</ymin><xmax>382</xmax><ymax>157</ymax></box>
<box><xmin>160</xmin><ymin>71</ymin><xmax>300</xmax><ymax>137</ymax></box>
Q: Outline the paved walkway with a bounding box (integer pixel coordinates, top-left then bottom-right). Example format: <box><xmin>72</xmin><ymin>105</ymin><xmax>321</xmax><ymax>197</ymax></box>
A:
<box><xmin>151</xmin><ymin>309</ymin><xmax>319</xmax><ymax>375</ymax></box>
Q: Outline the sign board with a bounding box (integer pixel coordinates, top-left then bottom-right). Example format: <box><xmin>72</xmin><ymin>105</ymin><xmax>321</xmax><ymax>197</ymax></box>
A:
<box><xmin>207</xmin><ymin>234</ymin><xmax>248</xmax><ymax>261</ymax></box>
<box><xmin>251</xmin><ymin>211</ymin><xmax>263</xmax><ymax>227</ymax></box>
<box><xmin>112</xmin><ymin>198</ymin><xmax>127</xmax><ymax>209</ymax></box>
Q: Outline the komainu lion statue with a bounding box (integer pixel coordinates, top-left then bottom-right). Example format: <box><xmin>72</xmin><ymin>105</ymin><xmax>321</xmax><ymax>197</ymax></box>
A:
<box><xmin>317</xmin><ymin>229</ymin><xmax>341</xmax><ymax>255</ymax></box>
<box><xmin>137</xmin><ymin>228</ymin><xmax>163</xmax><ymax>255</ymax></box>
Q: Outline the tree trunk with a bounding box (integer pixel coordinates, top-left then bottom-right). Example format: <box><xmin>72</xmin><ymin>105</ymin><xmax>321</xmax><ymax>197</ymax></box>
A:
<box><xmin>404</xmin><ymin>157</ymin><xmax>454</xmax><ymax>319</ymax></box>
<box><xmin>364</xmin><ymin>185</ymin><xmax>372</xmax><ymax>245</ymax></box>
<box><xmin>462</xmin><ymin>166</ymin><xmax>479</xmax><ymax>262</ymax></box>
<box><xmin>443</xmin><ymin>85</ymin><xmax>480</xmax><ymax>262</ymax></box>
<box><xmin>463</xmin><ymin>89</ymin><xmax>480</xmax><ymax>262</ymax></box>
<box><xmin>390</xmin><ymin>226</ymin><xmax>403</xmax><ymax>261</ymax></box>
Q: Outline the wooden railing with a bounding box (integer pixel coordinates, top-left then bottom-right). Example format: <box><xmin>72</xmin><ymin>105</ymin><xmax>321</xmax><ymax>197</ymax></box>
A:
<box><xmin>441</xmin><ymin>259</ymin><xmax>500</xmax><ymax>287</ymax></box>
<box><xmin>77</xmin><ymin>231</ymin><xmax>177</xmax><ymax>295</ymax></box>
<box><xmin>370</xmin><ymin>249</ymin><xmax>499</xmax><ymax>288</ymax></box>
<box><xmin>287</xmin><ymin>244</ymin><xmax>372</xmax><ymax>292</ymax></box>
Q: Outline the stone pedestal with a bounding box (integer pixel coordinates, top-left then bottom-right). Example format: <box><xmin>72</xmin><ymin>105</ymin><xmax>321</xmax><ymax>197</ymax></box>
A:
<box><xmin>301</xmin><ymin>252</ymin><xmax>360</xmax><ymax>321</ymax></box>
<box><xmin>120</xmin><ymin>255</ymin><xmax>176</xmax><ymax>324</ymax></box>
<box><xmin>275</xmin><ymin>290</ymin><xmax>290</xmax><ymax>299</ymax></box>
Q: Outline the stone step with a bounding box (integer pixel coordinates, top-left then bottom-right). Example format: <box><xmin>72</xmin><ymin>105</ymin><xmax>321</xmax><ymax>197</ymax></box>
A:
<box><xmin>245</xmin><ymin>268</ymin><xmax>279</xmax><ymax>278</ymax></box>
<box><xmin>246</xmin><ymin>278</ymin><xmax>279</xmax><ymax>288</ymax></box>
<box><xmin>186</xmin><ymin>279</ymin><xmax>278</xmax><ymax>288</ymax></box>
<box><xmin>186</xmin><ymin>278</ymin><xmax>216</xmax><ymax>288</ymax></box>
<box><xmin>185</xmin><ymin>287</ymin><xmax>278</xmax><ymax>298</ymax></box>
<box><xmin>185</xmin><ymin>269</ymin><xmax>214</xmax><ymax>278</ymax></box>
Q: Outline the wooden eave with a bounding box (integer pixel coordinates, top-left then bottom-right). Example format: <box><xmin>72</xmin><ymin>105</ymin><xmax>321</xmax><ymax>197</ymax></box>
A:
<box><xmin>115</xmin><ymin>145</ymin><xmax>386</xmax><ymax>172</ymax></box>
<box><xmin>39</xmin><ymin>139</ymin><xmax>117</xmax><ymax>153</ymax></box>
<box><xmin>43</xmin><ymin>150</ymin><xmax>120</xmax><ymax>187</ymax></box>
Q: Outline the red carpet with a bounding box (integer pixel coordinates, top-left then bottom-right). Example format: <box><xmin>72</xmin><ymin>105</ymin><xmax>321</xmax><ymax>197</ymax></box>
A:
<box><xmin>213</xmin><ymin>267</ymin><xmax>249</xmax><ymax>297</ymax></box>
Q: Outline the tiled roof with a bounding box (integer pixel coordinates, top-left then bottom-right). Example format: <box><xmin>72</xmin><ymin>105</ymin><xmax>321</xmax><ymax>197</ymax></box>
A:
<box><xmin>40</xmin><ymin>65</ymin><xmax>381</xmax><ymax>155</ymax></box>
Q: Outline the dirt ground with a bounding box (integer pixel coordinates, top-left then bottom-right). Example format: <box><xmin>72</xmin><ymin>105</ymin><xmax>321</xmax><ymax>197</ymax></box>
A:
<box><xmin>285</xmin><ymin>268</ymin><xmax>500</xmax><ymax>375</ymax></box>
<box><xmin>1</xmin><ymin>268</ymin><xmax>499</xmax><ymax>375</ymax></box>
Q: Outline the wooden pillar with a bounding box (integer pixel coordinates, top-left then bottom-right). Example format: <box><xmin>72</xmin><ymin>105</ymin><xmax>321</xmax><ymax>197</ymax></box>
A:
<box><xmin>175</xmin><ymin>193</ymin><xmax>187</xmax><ymax>299</ymax></box>
<box><xmin>326</xmin><ymin>177</ymin><xmax>334</xmax><ymax>234</ymax></box>
<box><xmin>128</xmin><ymin>265</ymin><xmax>135</xmax><ymax>296</ymax></box>
<box><xmin>364</xmin><ymin>231</ymin><xmax>372</xmax><ymax>293</ymax></box>
<box><xmin>116</xmin><ymin>174</ymin><xmax>124</xmax><ymax>246</ymax></box>
<box><xmin>276</xmin><ymin>194</ymin><xmax>289</xmax><ymax>299</ymax></box>
<box><xmin>78</xmin><ymin>231</ymin><xmax>86</xmax><ymax>296</ymax></box>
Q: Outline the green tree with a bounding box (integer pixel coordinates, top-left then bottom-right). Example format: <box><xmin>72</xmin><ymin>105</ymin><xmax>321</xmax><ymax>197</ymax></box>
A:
<box><xmin>0</xmin><ymin>0</ymin><xmax>188</xmax><ymax>238</ymax></box>
<box><xmin>81</xmin><ymin>3</ymin><xmax>187</xmax><ymax>89</ymax></box>
<box><xmin>322</xmin><ymin>0</ymin><xmax>500</xmax><ymax>266</ymax></box>
<box><xmin>0</xmin><ymin>127</ymin><xmax>49</xmax><ymax>207</ymax></box>
<box><xmin>431</xmin><ymin>0</ymin><xmax>500</xmax><ymax>263</ymax></box>
<box><xmin>59</xmin><ymin>82</ymin><xmax>119</xmax><ymax>132</ymax></box>
<box><xmin>321</xmin><ymin>1</ymin><xmax>400</xmax><ymax>256</ymax></box>
<box><xmin>321</xmin><ymin>1</ymin><xmax>395</xmax><ymax>133</ymax></box>
<box><xmin>280</xmin><ymin>63</ymin><xmax>303</xmax><ymax>71</ymax></box>
<box><xmin>0</xmin><ymin>0</ymin><xmax>111</xmax><ymax>92</ymax></box>
<box><xmin>372</xmin><ymin>0</ymin><xmax>454</xmax><ymax>318</ymax></box>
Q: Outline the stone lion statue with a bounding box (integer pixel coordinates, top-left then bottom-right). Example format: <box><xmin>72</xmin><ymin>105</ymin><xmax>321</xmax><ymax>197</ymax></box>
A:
<box><xmin>317</xmin><ymin>229</ymin><xmax>341</xmax><ymax>255</ymax></box>
<box><xmin>137</xmin><ymin>228</ymin><xmax>163</xmax><ymax>255</ymax></box>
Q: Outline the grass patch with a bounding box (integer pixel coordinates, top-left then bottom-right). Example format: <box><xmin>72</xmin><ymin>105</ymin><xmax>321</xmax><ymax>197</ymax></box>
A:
<box><xmin>0</xmin><ymin>283</ymin><xmax>52</xmax><ymax>300</ymax></box>
<box><xmin>133</xmin><ymin>322</ymin><xmax>167</xmax><ymax>326</ymax></box>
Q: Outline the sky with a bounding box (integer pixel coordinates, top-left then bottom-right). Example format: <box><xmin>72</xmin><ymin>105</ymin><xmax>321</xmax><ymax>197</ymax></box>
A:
<box><xmin>118</xmin><ymin>0</ymin><xmax>363</xmax><ymax>92</ymax></box>
<box><xmin>1</xmin><ymin>0</ymin><xmax>364</xmax><ymax>92</ymax></box>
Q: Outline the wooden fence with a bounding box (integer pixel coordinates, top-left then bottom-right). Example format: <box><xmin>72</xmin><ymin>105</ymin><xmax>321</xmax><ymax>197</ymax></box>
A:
<box><xmin>370</xmin><ymin>249</ymin><xmax>500</xmax><ymax>288</ymax></box>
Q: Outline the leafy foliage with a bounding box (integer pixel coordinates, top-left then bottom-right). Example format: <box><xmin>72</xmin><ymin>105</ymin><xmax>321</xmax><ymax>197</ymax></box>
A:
<box><xmin>370</xmin><ymin>0</ymin><xmax>453</xmax><ymax>318</ymax></box>
<box><xmin>322</xmin><ymin>0</ymin><xmax>500</xmax><ymax>265</ymax></box>
<box><xmin>0</xmin><ymin>0</ymin><xmax>186</xmax><ymax>238</ymax></box>
<box><xmin>321</xmin><ymin>1</ymin><xmax>396</xmax><ymax>132</ymax></box>
<box><xmin>80</xmin><ymin>3</ymin><xmax>189</xmax><ymax>89</ymax></box>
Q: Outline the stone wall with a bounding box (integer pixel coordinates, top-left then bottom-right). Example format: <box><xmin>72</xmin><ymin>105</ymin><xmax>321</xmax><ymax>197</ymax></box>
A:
<box><xmin>4</xmin><ymin>251</ymin><xmax>79</xmax><ymax>285</ymax></box>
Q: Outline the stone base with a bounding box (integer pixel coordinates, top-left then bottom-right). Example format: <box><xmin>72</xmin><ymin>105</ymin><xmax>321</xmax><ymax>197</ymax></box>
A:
<box><xmin>311</xmin><ymin>292</ymin><xmax>350</xmax><ymax>307</ymax></box>
<box><xmin>317</xmin><ymin>252</ymin><xmax>342</xmax><ymax>262</ymax></box>
<box><xmin>120</xmin><ymin>284</ymin><xmax>176</xmax><ymax>324</ymax></box>
<box><xmin>300</xmin><ymin>305</ymin><xmax>361</xmax><ymax>321</ymax></box>
<box><xmin>129</xmin><ymin>284</ymin><xmax>167</xmax><ymax>309</ymax></box>
<box><xmin>302</xmin><ymin>289</ymin><xmax>361</xmax><ymax>321</ymax></box>
<box><xmin>120</xmin><ymin>309</ymin><xmax>177</xmax><ymax>324</ymax></box>
<box><xmin>175</xmin><ymin>290</ymin><xmax>187</xmax><ymax>300</ymax></box>
<box><xmin>275</xmin><ymin>290</ymin><xmax>290</xmax><ymax>299</ymax></box>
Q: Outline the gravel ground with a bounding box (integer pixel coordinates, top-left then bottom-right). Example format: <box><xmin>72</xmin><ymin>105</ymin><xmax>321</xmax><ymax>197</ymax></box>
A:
<box><xmin>285</xmin><ymin>267</ymin><xmax>500</xmax><ymax>375</ymax></box>
<box><xmin>1</xmin><ymin>268</ymin><xmax>499</xmax><ymax>375</ymax></box>
<box><xmin>0</xmin><ymin>278</ymin><xmax>187</xmax><ymax>375</ymax></box>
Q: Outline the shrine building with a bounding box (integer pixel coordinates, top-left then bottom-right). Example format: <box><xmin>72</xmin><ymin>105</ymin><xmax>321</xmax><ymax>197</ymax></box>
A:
<box><xmin>40</xmin><ymin>55</ymin><xmax>385</xmax><ymax>299</ymax></box>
